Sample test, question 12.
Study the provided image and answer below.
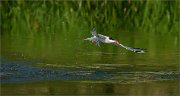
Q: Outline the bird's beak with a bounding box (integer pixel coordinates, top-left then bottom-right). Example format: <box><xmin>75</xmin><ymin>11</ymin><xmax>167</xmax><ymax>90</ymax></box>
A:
<box><xmin>114</xmin><ymin>40</ymin><xmax>119</xmax><ymax>45</ymax></box>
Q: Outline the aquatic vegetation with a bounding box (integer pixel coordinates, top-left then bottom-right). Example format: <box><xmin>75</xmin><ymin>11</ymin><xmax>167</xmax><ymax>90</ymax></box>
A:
<box><xmin>1</xmin><ymin>57</ymin><xmax>179</xmax><ymax>83</ymax></box>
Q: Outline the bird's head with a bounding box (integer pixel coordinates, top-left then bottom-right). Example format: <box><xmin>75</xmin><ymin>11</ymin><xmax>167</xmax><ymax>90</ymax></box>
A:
<box><xmin>114</xmin><ymin>40</ymin><xmax>120</xmax><ymax>45</ymax></box>
<box><xmin>109</xmin><ymin>37</ymin><xmax>119</xmax><ymax>45</ymax></box>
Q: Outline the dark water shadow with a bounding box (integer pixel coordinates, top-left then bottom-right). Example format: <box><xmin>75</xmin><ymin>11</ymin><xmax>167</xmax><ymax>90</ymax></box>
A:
<box><xmin>1</xmin><ymin>56</ymin><xmax>179</xmax><ymax>84</ymax></box>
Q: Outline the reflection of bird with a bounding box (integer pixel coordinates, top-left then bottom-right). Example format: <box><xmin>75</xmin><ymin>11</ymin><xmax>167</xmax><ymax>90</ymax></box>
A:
<box><xmin>85</xmin><ymin>28</ymin><xmax>146</xmax><ymax>53</ymax></box>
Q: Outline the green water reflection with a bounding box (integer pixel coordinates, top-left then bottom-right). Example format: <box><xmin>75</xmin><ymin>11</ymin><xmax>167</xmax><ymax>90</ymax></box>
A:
<box><xmin>1</xmin><ymin>80</ymin><xmax>179</xmax><ymax>95</ymax></box>
<box><xmin>1</xmin><ymin>28</ymin><xmax>179</xmax><ymax>68</ymax></box>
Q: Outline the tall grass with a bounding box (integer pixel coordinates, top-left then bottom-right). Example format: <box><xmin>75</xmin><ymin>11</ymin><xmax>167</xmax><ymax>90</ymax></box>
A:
<box><xmin>1</xmin><ymin>1</ymin><xmax>179</xmax><ymax>34</ymax></box>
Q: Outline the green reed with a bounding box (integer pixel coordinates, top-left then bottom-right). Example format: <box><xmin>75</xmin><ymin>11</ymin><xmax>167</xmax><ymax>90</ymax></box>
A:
<box><xmin>1</xmin><ymin>0</ymin><xmax>179</xmax><ymax>34</ymax></box>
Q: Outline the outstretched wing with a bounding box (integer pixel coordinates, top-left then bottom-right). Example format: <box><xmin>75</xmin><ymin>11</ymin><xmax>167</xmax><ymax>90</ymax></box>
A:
<box><xmin>118</xmin><ymin>44</ymin><xmax>146</xmax><ymax>53</ymax></box>
<box><xmin>90</xmin><ymin>28</ymin><xmax>107</xmax><ymax>40</ymax></box>
<box><xmin>84</xmin><ymin>36</ymin><xmax>101</xmax><ymax>47</ymax></box>
<box><xmin>97</xmin><ymin>34</ymin><xmax>108</xmax><ymax>40</ymax></box>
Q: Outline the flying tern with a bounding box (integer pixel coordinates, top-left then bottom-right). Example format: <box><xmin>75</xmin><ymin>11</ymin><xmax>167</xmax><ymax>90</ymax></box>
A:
<box><xmin>85</xmin><ymin>28</ymin><xmax>146</xmax><ymax>53</ymax></box>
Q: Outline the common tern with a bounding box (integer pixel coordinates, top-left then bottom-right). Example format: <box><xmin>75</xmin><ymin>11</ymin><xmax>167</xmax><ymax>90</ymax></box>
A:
<box><xmin>85</xmin><ymin>28</ymin><xmax>146</xmax><ymax>53</ymax></box>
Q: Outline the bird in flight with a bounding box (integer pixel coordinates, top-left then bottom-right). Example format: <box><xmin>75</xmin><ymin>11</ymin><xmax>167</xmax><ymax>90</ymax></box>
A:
<box><xmin>85</xmin><ymin>28</ymin><xmax>146</xmax><ymax>53</ymax></box>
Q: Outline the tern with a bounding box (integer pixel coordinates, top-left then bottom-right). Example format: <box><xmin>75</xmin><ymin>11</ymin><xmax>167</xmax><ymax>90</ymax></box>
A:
<box><xmin>85</xmin><ymin>28</ymin><xmax>146</xmax><ymax>53</ymax></box>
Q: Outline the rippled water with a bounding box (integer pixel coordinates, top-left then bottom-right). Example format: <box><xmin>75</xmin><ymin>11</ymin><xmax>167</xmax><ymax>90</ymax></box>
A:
<box><xmin>1</xmin><ymin>56</ymin><xmax>179</xmax><ymax>83</ymax></box>
<box><xmin>1</xmin><ymin>56</ymin><xmax>179</xmax><ymax>95</ymax></box>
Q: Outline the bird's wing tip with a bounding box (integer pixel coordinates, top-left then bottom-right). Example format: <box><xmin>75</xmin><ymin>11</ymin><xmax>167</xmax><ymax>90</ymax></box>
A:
<box><xmin>91</xmin><ymin>28</ymin><xmax>97</xmax><ymax>36</ymax></box>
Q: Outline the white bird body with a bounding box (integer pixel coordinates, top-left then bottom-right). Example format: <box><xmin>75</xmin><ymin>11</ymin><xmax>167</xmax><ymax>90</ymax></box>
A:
<box><xmin>85</xmin><ymin>28</ymin><xmax>146</xmax><ymax>53</ymax></box>
<box><xmin>104</xmin><ymin>37</ymin><xmax>115</xmax><ymax>43</ymax></box>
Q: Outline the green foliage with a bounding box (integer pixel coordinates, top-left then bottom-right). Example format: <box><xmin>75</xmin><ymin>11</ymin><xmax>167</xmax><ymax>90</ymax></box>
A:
<box><xmin>1</xmin><ymin>0</ymin><xmax>179</xmax><ymax>34</ymax></box>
